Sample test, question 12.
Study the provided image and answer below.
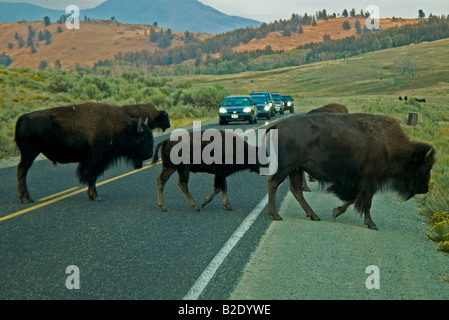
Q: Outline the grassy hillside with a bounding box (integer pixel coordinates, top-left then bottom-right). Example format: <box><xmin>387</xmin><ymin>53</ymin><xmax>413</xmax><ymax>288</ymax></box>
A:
<box><xmin>0</xmin><ymin>20</ymin><xmax>213</xmax><ymax>70</ymax></box>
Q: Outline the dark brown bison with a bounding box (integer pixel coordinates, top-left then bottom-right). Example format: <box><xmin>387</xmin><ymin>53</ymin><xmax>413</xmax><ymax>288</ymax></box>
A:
<box><xmin>120</xmin><ymin>103</ymin><xmax>170</xmax><ymax>132</ymax></box>
<box><xmin>306</xmin><ymin>103</ymin><xmax>349</xmax><ymax>114</ymax></box>
<box><xmin>266</xmin><ymin>112</ymin><xmax>435</xmax><ymax>230</ymax></box>
<box><xmin>15</xmin><ymin>102</ymin><xmax>154</xmax><ymax>203</ymax></box>
<box><xmin>151</xmin><ymin>130</ymin><xmax>262</xmax><ymax>212</ymax></box>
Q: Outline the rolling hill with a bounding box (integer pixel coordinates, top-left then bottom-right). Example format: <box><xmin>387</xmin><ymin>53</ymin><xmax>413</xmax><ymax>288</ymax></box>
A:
<box><xmin>0</xmin><ymin>16</ymin><xmax>419</xmax><ymax>70</ymax></box>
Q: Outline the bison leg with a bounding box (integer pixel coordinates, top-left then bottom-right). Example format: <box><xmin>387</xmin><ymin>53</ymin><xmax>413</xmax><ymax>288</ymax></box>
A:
<box><xmin>331</xmin><ymin>200</ymin><xmax>355</xmax><ymax>219</ymax></box>
<box><xmin>267</xmin><ymin>168</ymin><xmax>291</xmax><ymax>221</ymax></box>
<box><xmin>354</xmin><ymin>188</ymin><xmax>378</xmax><ymax>230</ymax></box>
<box><xmin>301</xmin><ymin>171</ymin><xmax>311</xmax><ymax>192</ymax></box>
<box><xmin>289</xmin><ymin>170</ymin><xmax>320</xmax><ymax>221</ymax></box>
<box><xmin>177</xmin><ymin>166</ymin><xmax>200</xmax><ymax>211</ymax></box>
<box><xmin>201</xmin><ymin>175</ymin><xmax>232</xmax><ymax>210</ymax></box>
<box><xmin>17</xmin><ymin>150</ymin><xmax>40</xmax><ymax>204</ymax></box>
<box><xmin>363</xmin><ymin>204</ymin><xmax>377</xmax><ymax>230</ymax></box>
<box><xmin>157</xmin><ymin>166</ymin><xmax>176</xmax><ymax>212</ymax></box>
<box><xmin>77</xmin><ymin>159</ymin><xmax>103</xmax><ymax>202</ymax></box>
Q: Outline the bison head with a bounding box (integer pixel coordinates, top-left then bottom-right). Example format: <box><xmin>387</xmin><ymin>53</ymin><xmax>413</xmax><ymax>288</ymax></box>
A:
<box><xmin>396</xmin><ymin>144</ymin><xmax>436</xmax><ymax>200</ymax></box>
<box><xmin>156</xmin><ymin>111</ymin><xmax>171</xmax><ymax>132</ymax></box>
<box><xmin>125</xmin><ymin>118</ymin><xmax>154</xmax><ymax>169</ymax></box>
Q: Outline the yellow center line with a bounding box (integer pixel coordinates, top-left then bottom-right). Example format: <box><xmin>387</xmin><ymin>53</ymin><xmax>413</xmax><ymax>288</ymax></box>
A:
<box><xmin>37</xmin><ymin>187</ymin><xmax>80</xmax><ymax>202</ymax></box>
<box><xmin>0</xmin><ymin>161</ymin><xmax>161</xmax><ymax>223</ymax></box>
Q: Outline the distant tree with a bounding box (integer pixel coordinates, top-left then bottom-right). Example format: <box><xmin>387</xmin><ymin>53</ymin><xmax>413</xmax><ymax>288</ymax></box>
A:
<box><xmin>152</xmin><ymin>21</ymin><xmax>158</xmax><ymax>27</ymax></box>
<box><xmin>355</xmin><ymin>19</ymin><xmax>362</xmax><ymax>34</ymax></box>
<box><xmin>44</xmin><ymin>30</ymin><xmax>52</xmax><ymax>45</ymax></box>
<box><xmin>55</xmin><ymin>59</ymin><xmax>62</xmax><ymax>69</ymax></box>
<box><xmin>15</xmin><ymin>33</ymin><xmax>25</xmax><ymax>48</ymax></box>
<box><xmin>342</xmin><ymin>20</ymin><xmax>351</xmax><ymax>30</ymax></box>
<box><xmin>418</xmin><ymin>10</ymin><xmax>425</xmax><ymax>18</ymax></box>
<box><xmin>350</xmin><ymin>9</ymin><xmax>356</xmax><ymax>17</ymax></box>
<box><xmin>43</xmin><ymin>16</ymin><xmax>51</xmax><ymax>26</ymax></box>
<box><xmin>323</xmin><ymin>34</ymin><xmax>331</xmax><ymax>41</ymax></box>
<box><xmin>39</xmin><ymin>61</ymin><xmax>48</xmax><ymax>70</ymax></box>
<box><xmin>27</xmin><ymin>25</ymin><xmax>36</xmax><ymax>48</ymax></box>
<box><xmin>342</xmin><ymin>9</ymin><xmax>349</xmax><ymax>17</ymax></box>
<box><xmin>57</xmin><ymin>26</ymin><xmax>63</xmax><ymax>33</ymax></box>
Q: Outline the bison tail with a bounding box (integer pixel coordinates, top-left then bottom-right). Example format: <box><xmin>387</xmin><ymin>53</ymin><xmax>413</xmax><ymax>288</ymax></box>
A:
<box><xmin>150</xmin><ymin>140</ymin><xmax>166</xmax><ymax>164</ymax></box>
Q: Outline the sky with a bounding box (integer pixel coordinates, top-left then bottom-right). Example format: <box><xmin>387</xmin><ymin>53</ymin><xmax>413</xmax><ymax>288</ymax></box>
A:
<box><xmin>1</xmin><ymin>0</ymin><xmax>448</xmax><ymax>22</ymax></box>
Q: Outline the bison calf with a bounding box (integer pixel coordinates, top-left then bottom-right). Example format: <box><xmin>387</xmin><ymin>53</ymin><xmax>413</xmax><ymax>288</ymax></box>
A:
<box><xmin>15</xmin><ymin>102</ymin><xmax>154</xmax><ymax>203</ymax></box>
<box><xmin>151</xmin><ymin>130</ymin><xmax>262</xmax><ymax>212</ymax></box>
<box><xmin>267</xmin><ymin>112</ymin><xmax>435</xmax><ymax>230</ymax></box>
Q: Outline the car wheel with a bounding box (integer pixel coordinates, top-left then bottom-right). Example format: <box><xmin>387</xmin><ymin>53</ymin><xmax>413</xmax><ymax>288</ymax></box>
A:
<box><xmin>290</xmin><ymin>107</ymin><xmax>294</xmax><ymax>113</ymax></box>
<box><xmin>280</xmin><ymin>107</ymin><xmax>284</xmax><ymax>115</ymax></box>
<box><xmin>266</xmin><ymin>112</ymin><xmax>271</xmax><ymax>120</ymax></box>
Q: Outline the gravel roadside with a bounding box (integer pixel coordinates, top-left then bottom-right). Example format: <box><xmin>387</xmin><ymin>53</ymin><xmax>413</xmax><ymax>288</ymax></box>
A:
<box><xmin>230</xmin><ymin>182</ymin><xmax>449</xmax><ymax>300</ymax></box>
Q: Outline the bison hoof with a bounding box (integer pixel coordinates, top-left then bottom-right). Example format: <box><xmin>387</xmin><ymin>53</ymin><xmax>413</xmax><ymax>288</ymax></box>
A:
<box><xmin>368</xmin><ymin>225</ymin><xmax>379</xmax><ymax>231</ymax></box>
<box><xmin>302</xmin><ymin>187</ymin><xmax>311</xmax><ymax>192</ymax></box>
<box><xmin>20</xmin><ymin>198</ymin><xmax>34</xmax><ymax>204</ymax></box>
<box><xmin>272</xmin><ymin>216</ymin><xmax>283</xmax><ymax>221</ymax></box>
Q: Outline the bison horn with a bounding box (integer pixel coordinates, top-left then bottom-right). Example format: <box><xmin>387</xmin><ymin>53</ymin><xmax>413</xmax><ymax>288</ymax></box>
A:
<box><xmin>144</xmin><ymin>117</ymin><xmax>149</xmax><ymax>126</ymax></box>
<box><xmin>137</xmin><ymin>118</ymin><xmax>144</xmax><ymax>133</ymax></box>
<box><xmin>425</xmin><ymin>146</ymin><xmax>434</xmax><ymax>159</ymax></box>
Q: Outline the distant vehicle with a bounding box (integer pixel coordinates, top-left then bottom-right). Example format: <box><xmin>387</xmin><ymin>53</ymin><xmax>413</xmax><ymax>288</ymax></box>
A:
<box><xmin>249</xmin><ymin>91</ymin><xmax>275</xmax><ymax>117</ymax></box>
<box><xmin>271</xmin><ymin>93</ymin><xmax>284</xmax><ymax>114</ymax></box>
<box><xmin>281</xmin><ymin>95</ymin><xmax>295</xmax><ymax>113</ymax></box>
<box><xmin>250</xmin><ymin>95</ymin><xmax>272</xmax><ymax>119</ymax></box>
<box><xmin>219</xmin><ymin>95</ymin><xmax>258</xmax><ymax>125</ymax></box>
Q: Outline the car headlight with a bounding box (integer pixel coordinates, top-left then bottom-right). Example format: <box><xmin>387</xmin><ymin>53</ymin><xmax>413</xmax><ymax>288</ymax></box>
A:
<box><xmin>264</xmin><ymin>105</ymin><xmax>271</xmax><ymax>111</ymax></box>
<box><xmin>269</xmin><ymin>102</ymin><xmax>273</xmax><ymax>106</ymax></box>
<box><xmin>287</xmin><ymin>102</ymin><xmax>292</xmax><ymax>106</ymax></box>
<box><xmin>243</xmin><ymin>107</ymin><xmax>252</xmax><ymax>113</ymax></box>
<box><xmin>219</xmin><ymin>107</ymin><xmax>227</xmax><ymax>114</ymax></box>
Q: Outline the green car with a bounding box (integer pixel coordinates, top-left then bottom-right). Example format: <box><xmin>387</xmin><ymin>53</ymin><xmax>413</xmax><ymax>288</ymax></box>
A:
<box><xmin>219</xmin><ymin>95</ymin><xmax>258</xmax><ymax>125</ymax></box>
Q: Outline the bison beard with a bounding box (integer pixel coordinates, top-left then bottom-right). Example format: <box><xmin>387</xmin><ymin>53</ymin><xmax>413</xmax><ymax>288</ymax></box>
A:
<box><xmin>15</xmin><ymin>102</ymin><xmax>154</xmax><ymax>203</ymax></box>
<box><xmin>266</xmin><ymin>113</ymin><xmax>435</xmax><ymax>230</ymax></box>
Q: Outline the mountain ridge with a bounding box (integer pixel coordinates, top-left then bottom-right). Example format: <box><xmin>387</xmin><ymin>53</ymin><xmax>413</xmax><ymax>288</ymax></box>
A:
<box><xmin>0</xmin><ymin>0</ymin><xmax>261</xmax><ymax>33</ymax></box>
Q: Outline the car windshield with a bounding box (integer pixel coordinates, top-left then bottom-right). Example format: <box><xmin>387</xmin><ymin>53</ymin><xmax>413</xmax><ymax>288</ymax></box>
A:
<box><xmin>282</xmin><ymin>95</ymin><xmax>292</xmax><ymax>101</ymax></box>
<box><xmin>222</xmin><ymin>97</ymin><xmax>252</xmax><ymax>106</ymax></box>
<box><xmin>273</xmin><ymin>97</ymin><xmax>281</xmax><ymax>103</ymax></box>
<box><xmin>251</xmin><ymin>96</ymin><xmax>267</xmax><ymax>104</ymax></box>
<box><xmin>251</xmin><ymin>92</ymin><xmax>270</xmax><ymax>100</ymax></box>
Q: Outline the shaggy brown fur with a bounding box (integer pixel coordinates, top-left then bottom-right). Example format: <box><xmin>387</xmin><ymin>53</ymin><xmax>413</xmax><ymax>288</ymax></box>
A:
<box><xmin>266</xmin><ymin>112</ymin><xmax>435</xmax><ymax>230</ymax></box>
<box><xmin>15</xmin><ymin>102</ymin><xmax>154</xmax><ymax>203</ymax></box>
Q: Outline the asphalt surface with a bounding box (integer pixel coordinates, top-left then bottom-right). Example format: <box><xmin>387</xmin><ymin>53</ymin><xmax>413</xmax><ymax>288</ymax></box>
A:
<box><xmin>2</xmin><ymin>112</ymin><xmax>448</xmax><ymax>301</ymax></box>
<box><xmin>0</xmin><ymin>114</ymin><xmax>291</xmax><ymax>300</ymax></box>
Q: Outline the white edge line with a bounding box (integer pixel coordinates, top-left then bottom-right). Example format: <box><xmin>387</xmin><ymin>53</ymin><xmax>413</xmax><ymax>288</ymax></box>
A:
<box><xmin>182</xmin><ymin>194</ymin><xmax>269</xmax><ymax>300</ymax></box>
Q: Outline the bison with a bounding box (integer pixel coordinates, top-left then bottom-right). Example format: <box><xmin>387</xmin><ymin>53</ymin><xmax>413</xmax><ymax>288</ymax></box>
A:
<box><xmin>120</xmin><ymin>103</ymin><xmax>170</xmax><ymax>132</ymax></box>
<box><xmin>266</xmin><ymin>112</ymin><xmax>435</xmax><ymax>230</ymax></box>
<box><xmin>151</xmin><ymin>130</ymin><xmax>262</xmax><ymax>212</ymax></box>
<box><xmin>306</xmin><ymin>103</ymin><xmax>349</xmax><ymax>114</ymax></box>
<box><xmin>15</xmin><ymin>102</ymin><xmax>154</xmax><ymax>203</ymax></box>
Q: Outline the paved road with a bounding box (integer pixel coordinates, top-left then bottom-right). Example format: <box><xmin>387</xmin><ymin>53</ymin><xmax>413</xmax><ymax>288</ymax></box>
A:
<box><xmin>2</xmin><ymin>112</ymin><xmax>448</xmax><ymax>301</ymax></box>
<box><xmin>0</xmin><ymin>114</ymin><xmax>292</xmax><ymax>300</ymax></box>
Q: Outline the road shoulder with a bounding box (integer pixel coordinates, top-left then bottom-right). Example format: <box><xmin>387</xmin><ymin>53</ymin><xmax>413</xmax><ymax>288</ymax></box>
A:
<box><xmin>230</xmin><ymin>183</ymin><xmax>449</xmax><ymax>299</ymax></box>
